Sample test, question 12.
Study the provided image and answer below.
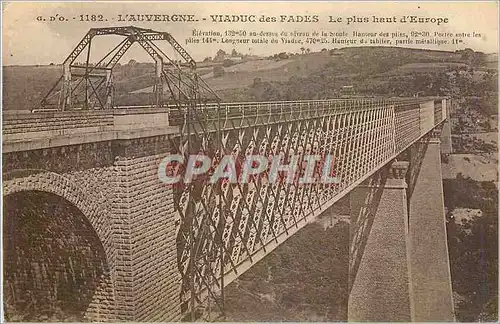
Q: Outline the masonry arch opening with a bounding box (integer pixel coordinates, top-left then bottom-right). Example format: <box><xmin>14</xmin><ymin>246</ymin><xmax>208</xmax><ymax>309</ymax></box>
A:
<box><xmin>3</xmin><ymin>190</ymin><xmax>112</xmax><ymax>321</ymax></box>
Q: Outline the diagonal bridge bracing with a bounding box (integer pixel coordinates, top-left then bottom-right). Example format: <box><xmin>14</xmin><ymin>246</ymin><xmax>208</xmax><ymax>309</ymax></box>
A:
<box><xmin>171</xmin><ymin>97</ymin><xmax>449</xmax><ymax>320</ymax></box>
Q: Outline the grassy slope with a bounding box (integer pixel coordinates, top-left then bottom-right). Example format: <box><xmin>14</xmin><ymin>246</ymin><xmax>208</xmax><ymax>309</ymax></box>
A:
<box><xmin>3</xmin><ymin>65</ymin><xmax>62</xmax><ymax>111</ymax></box>
<box><xmin>5</xmin><ymin>47</ymin><xmax>487</xmax><ymax>110</ymax></box>
<box><xmin>224</xmin><ymin>206</ymin><xmax>350</xmax><ymax>322</ymax></box>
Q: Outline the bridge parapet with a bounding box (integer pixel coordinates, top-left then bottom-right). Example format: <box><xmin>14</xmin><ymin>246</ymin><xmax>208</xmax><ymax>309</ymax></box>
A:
<box><xmin>2</xmin><ymin>108</ymin><xmax>178</xmax><ymax>153</ymax></box>
<box><xmin>3</xmin><ymin>110</ymin><xmax>114</xmax><ymax>136</ymax></box>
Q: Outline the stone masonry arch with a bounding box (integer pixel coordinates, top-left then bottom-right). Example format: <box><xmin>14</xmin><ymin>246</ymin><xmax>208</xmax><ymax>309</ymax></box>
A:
<box><xmin>3</xmin><ymin>171</ymin><xmax>116</xmax><ymax>321</ymax></box>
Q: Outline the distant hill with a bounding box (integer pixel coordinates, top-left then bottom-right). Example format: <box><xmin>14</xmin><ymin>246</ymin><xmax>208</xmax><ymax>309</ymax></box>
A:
<box><xmin>3</xmin><ymin>65</ymin><xmax>62</xmax><ymax>111</ymax></box>
<box><xmin>2</xmin><ymin>47</ymin><xmax>496</xmax><ymax>110</ymax></box>
<box><xmin>217</xmin><ymin>47</ymin><xmax>496</xmax><ymax>102</ymax></box>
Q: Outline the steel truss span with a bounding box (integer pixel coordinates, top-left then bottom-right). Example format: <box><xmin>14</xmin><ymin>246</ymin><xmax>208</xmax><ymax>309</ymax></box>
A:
<box><xmin>172</xmin><ymin>97</ymin><xmax>448</xmax><ymax>319</ymax></box>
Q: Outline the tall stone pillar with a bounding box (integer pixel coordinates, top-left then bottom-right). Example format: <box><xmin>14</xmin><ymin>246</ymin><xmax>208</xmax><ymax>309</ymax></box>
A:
<box><xmin>408</xmin><ymin>130</ymin><xmax>455</xmax><ymax>321</ymax></box>
<box><xmin>348</xmin><ymin>161</ymin><xmax>412</xmax><ymax>322</ymax></box>
<box><xmin>440</xmin><ymin>120</ymin><xmax>452</xmax><ymax>154</ymax></box>
<box><xmin>111</xmin><ymin>137</ymin><xmax>182</xmax><ymax>321</ymax></box>
<box><xmin>440</xmin><ymin>100</ymin><xmax>453</xmax><ymax>155</ymax></box>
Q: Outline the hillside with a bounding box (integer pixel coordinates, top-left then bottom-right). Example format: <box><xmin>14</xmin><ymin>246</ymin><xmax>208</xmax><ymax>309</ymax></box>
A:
<box><xmin>3</xmin><ymin>47</ymin><xmax>495</xmax><ymax>110</ymax></box>
<box><xmin>217</xmin><ymin>47</ymin><xmax>495</xmax><ymax>102</ymax></box>
<box><xmin>224</xmin><ymin>201</ymin><xmax>350</xmax><ymax>322</ymax></box>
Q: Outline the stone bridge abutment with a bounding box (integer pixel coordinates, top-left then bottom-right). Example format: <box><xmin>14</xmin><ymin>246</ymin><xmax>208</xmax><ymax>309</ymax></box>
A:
<box><xmin>2</xmin><ymin>108</ymin><xmax>183</xmax><ymax>321</ymax></box>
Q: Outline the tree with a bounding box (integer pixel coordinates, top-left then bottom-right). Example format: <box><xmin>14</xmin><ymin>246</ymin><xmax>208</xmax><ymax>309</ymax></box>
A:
<box><xmin>214</xmin><ymin>49</ymin><xmax>227</xmax><ymax>62</ymax></box>
<box><xmin>213</xmin><ymin>66</ymin><xmax>225</xmax><ymax>78</ymax></box>
<box><xmin>222</xmin><ymin>59</ymin><xmax>234</xmax><ymax>67</ymax></box>
<box><xmin>217</xmin><ymin>49</ymin><xmax>226</xmax><ymax>56</ymax></box>
<box><xmin>278</xmin><ymin>52</ymin><xmax>289</xmax><ymax>60</ymax></box>
<box><xmin>300</xmin><ymin>47</ymin><xmax>305</xmax><ymax>55</ymax></box>
<box><xmin>444</xmin><ymin>175</ymin><xmax>498</xmax><ymax>321</ymax></box>
<box><xmin>460</xmin><ymin>48</ymin><xmax>475</xmax><ymax>61</ymax></box>
<box><xmin>231</xmin><ymin>49</ymin><xmax>238</xmax><ymax>56</ymax></box>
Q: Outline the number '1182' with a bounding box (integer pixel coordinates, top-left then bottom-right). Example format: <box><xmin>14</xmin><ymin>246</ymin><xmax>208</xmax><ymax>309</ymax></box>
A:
<box><xmin>79</xmin><ymin>15</ymin><xmax>105</xmax><ymax>22</ymax></box>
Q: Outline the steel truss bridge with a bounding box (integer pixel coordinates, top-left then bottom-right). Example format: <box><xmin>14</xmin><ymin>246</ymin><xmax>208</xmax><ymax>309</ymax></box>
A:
<box><xmin>170</xmin><ymin>96</ymin><xmax>447</xmax><ymax>319</ymax></box>
<box><xmin>9</xmin><ymin>27</ymin><xmax>449</xmax><ymax>321</ymax></box>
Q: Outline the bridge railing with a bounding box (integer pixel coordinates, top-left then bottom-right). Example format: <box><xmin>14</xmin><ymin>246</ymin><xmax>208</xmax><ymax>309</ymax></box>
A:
<box><xmin>4</xmin><ymin>98</ymin><xmax>447</xmax><ymax>141</ymax></box>
<box><xmin>166</xmin><ymin>97</ymin><xmax>447</xmax><ymax>130</ymax></box>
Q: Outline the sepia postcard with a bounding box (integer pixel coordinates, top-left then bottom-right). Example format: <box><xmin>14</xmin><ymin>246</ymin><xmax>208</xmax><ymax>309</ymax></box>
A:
<box><xmin>1</xmin><ymin>1</ymin><xmax>498</xmax><ymax>322</ymax></box>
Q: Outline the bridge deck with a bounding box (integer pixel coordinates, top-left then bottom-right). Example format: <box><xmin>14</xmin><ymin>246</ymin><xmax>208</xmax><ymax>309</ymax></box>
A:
<box><xmin>3</xmin><ymin>96</ymin><xmax>449</xmax><ymax>317</ymax></box>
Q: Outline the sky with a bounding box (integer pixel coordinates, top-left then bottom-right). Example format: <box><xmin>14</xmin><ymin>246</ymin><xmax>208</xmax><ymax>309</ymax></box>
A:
<box><xmin>2</xmin><ymin>1</ymin><xmax>499</xmax><ymax>66</ymax></box>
